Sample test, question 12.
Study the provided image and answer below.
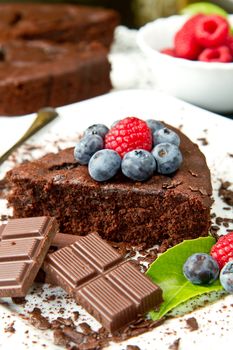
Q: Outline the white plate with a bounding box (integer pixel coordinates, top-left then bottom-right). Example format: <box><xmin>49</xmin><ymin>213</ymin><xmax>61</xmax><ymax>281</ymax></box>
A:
<box><xmin>0</xmin><ymin>90</ymin><xmax>233</xmax><ymax>350</ymax></box>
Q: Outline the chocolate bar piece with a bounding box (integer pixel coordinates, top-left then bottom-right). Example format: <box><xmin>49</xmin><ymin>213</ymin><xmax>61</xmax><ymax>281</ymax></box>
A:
<box><xmin>0</xmin><ymin>217</ymin><xmax>58</xmax><ymax>297</ymax></box>
<box><xmin>43</xmin><ymin>233</ymin><xmax>162</xmax><ymax>332</ymax></box>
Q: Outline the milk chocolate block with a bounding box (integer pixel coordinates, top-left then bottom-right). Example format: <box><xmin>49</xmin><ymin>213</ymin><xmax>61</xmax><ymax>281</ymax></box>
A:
<box><xmin>43</xmin><ymin>233</ymin><xmax>162</xmax><ymax>332</ymax></box>
<box><xmin>0</xmin><ymin>40</ymin><xmax>111</xmax><ymax>116</ymax></box>
<box><xmin>0</xmin><ymin>3</ymin><xmax>119</xmax><ymax>48</ymax></box>
<box><xmin>7</xmin><ymin>124</ymin><xmax>212</xmax><ymax>247</ymax></box>
<box><xmin>0</xmin><ymin>217</ymin><xmax>58</xmax><ymax>297</ymax></box>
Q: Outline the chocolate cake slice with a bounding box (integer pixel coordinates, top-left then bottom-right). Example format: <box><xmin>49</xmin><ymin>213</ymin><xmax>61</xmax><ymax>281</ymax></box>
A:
<box><xmin>0</xmin><ymin>3</ymin><xmax>119</xmax><ymax>48</ymax></box>
<box><xmin>0</xmin><ymin>40</ymin><xmax>111</xmax><ymax>116</ymax></box>
<box><xmin>6</xmin><ymin>125</ymin><xmax>212</xmax><ymax>248</ymax></box>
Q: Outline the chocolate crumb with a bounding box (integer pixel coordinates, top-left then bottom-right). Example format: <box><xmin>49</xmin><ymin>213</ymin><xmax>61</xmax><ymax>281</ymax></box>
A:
<box><xmin>218</xmin><ymin>181</ymin><xmax>233</xmax><ymax>206</ymax></box>
<box><xmin>210</xmin><ymin>225</ymin><xmax>220</xmax><ymax>236</ymax></box>
<box><xmin>188</xmin><ymin>170</ymin><xmax>198</xmax><ymax>177</ymax></box>
<box><xmin>46</xmin><ymin>294</ymin><xmax>56</xmax><ymax>301</ymax></box>
<box><xmin>73</xmin><ymin>311</ymin><xmax>80</xmax><ymax>321</ymax></box>
<box><xmin>62</xmin><ymin>326</ymin><xmax>86</xmax><ymax>344</ymax></box>
<box><xmin>169</xmin><ymin>338</ymin><xmax>180</xmax><ymax>350</ymax></box>
<box><xmin>79</xmin><ymin>322</ymin><xmax>93</xmax><ymax>335</ymax></box>
<box><xmin>186</xmin><ymin>317</ymin><xmax>199</xmax><ymax>331</ymax></box>
<box><xmin>4</xmin><ymin>322</ymin><xmax>15</xmax><ymax>333</ymax></box>
<box><xmin>29</xmin><ymin>307</ymin><xmax>51</xmax><ymax>330</ymax></box>
<box><xmin>12</xmin><ymin>297</ymin><xmax>26</xmax><ymax>305</ymax></box>
<box><xmin>127</xmin><ymin>346</ymin><xmax>141</xmax><ymax>350</ymax></box>
<box><xmin>53</xmin><ymin>329</ymin><xmax>69</xmax><ymax>346</ymax></box>
<box><xmin>197</xmin><ymin>137</ymin><xmax>208</xmax><ymax>146</ymax></box>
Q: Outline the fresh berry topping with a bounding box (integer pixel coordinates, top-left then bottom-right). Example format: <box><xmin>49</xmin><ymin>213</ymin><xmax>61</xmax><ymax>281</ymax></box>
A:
<box><xmin>220</xmin><ymin>261</ymin><xmax>233</xmax><ymax>293</ymax></box>
<box><xmin>84</xmin><ymin>124</ymin><xmax>109</xmax><ymax>138</ymax></box>
<box><xmin>121</xmin><ymin>149</ymin><xmax>156</xmax><ymax>181</ymax></box>
<box><xmin>74</xmin><ymin>135</ymin><xmax>103</xmax><ymax>165</ymax></box>
<box><xmin>160</xmin><ymin>48</ymin><xmax>176</xmax><ymax>57</ymax></box>
<box><xmin>198</xmin><ymin>45</ymin><xmax>232</xmax><ymax>62</ymax></box>
<box><xmin>105</xmin><ymin>117</ymin><xmax>152</xmax><ymax>158</ymax></box>
<box><xmin>183</xmin><ymin>253</ymin><xmax>219</xmax><ymax>285</ymax></box>
<box><xmin>174</xmin><ymin>14</ymin><xmax>204</xmax><ymax>60</ymax></box>
<box><xmin>153</xmin><ymin>127</ymin><xmax>180</xmax><ymax>147</ymax></box>
<box><xmin>88</xmin><ymin>149</ymin><xmax>121</xmax><ymax>182</ymax></box>
<box><xmin>151</xmin><ymin>142</ymin><xmax>182</xmax><ymax>175</ymax></box>
<box><xmin>111</xmin><ymin>120</ymin><xmax>120</xmax><ymax>128</ymax></box>
<box><xmin>195</xmin><ymin>15</ymin><xmax>229</xmax><ymax>48</ymax></box>
<box><xmin>146</xmin><ymin>119</ymin><xmax>165</xmax><ymax>134</ymax></box>
<box><xmin>226</xmin><ymin>35</ymin><xmax>233</xmax><ymax>55</ymax></box>
<box><xmin>210</xmin><ymin>232</ymin><xmax>233</xmax><ymax>269</ymax></box>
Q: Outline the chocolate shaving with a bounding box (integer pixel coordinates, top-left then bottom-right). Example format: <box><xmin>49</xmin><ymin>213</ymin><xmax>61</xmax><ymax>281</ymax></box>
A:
<box><xmin>53</xmin><ymin>329</ymin><xmax>69</xmax><ymax>346</ymax></box>
<box><xmin>197</xmin><ymin>137</ymin><xmax>208</xmax><ymax>146</ymax></box>
<box><xmin>73</xmin><ymin>311</ymin><xmax>80</xmax><ymax>321</ymax></box>
<box><xmin>127</xmin><ymin>346</ymin><xmax>141</xmax><ymax>350</ymax></box>
<box><xmin>188</xmin><ymin>170</ymin><xmax>198</xmax><ymax>177</ymax></box>
<box><xmin>79</xmin><ymin>322</ymin><xmax>93</xmax><ymax>335</ymax></box>
<box><xmin>62</xmin><ymin>327</ymin><xmax>86</xmax><ymax>344</ymax></box>
<box><xmin>169</xmin><ymin>338</ymin><xmax>180</xmax><ymax>350</ymax></box>
<box><xmin>29</xmin><ymin>307</ymin><xmax>51</xmax><ymax>330</ymax></box>
<box><xmin>4</xmin><ymin>322</ymin><xmax>15</xmax><ymax>333</ymax></box>
<box><xmin>189</xmin><ymin>186</ymin><xmax>208</xmax><ymax>195</ymax></box>
<box><xmin>218</xmin><ymin>181</ymin><xmax>233</xmax><ymax>206</ymax></box>
<box><xmin>185</xmin><ymin>317</ymin><xmax>199</xmax><ymax>331</ymax></box>
<box><xmin>162</xmin><ymin>181</ymin><xmax>182</xmax><ymax>189</ymax></box>
<box><xmin>210</xmin><ymin>225</ymin><xmax>220</xmax><ymax>236</ymax></box>
<box><xmin>11</xmin><ymin>297</ymin><xmax>26</xmax><ymax>305</ymax></box>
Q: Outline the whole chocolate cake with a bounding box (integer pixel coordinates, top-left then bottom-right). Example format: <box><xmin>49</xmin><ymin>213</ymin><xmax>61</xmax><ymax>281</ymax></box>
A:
<box><xmin>0</xmin><ymin>3</ymin><xmax>119</xmax><ymax>48</ymax></box>
<box><xmin>0</xmin><ymin>40</ymin><xmax>111</xmax><ymax>116</ymax></box>
<box><xmin>7</xmin><ymin>124</ymin><xmax>212</xmax><ymax>248</ymax></box>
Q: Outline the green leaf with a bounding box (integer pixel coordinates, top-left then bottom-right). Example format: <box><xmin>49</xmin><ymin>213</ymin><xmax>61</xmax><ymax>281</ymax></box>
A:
<box><xmin>180</xmin><ymin>2</ymin><xmax>228</xmax><ymax>17</ymax></box>
<box><xmin>146</xmin><ymin>237</ymin><xmax>223</xmax><ymax>320</ymax></box>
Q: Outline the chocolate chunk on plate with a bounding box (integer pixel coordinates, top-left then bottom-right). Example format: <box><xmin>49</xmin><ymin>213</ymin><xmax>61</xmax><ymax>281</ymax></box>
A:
<box><xmin>0</xmin><ymin>217</ymin><xmax>58</xmax><ymax>297</ymax></box>
<box><xmin>43</xmin><ymin>232</ymin><xmax>163</xmax><ymax>332</ymax></box>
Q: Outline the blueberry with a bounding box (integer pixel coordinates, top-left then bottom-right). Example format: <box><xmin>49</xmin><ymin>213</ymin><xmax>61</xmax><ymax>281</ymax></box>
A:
<box><xmin>88</xmin><ymin>149</ymin><xmax>121</xmax><ymax>182</ymax></box>
<box><xmin>84</xmin><ymin>124</ymin><xmax>109</xmax><ymax>138</ymax></box>
<box><xmin>146</xmin><ymin>119</ymin><xmax>165</xmax><ymax>134</ymax></box>
<box><xmin>151</xmin><ymin>142</ymin><xmax>182</xmax><ymax>175</ymax></box>
<box><xmin>220</xmin><ymin>261</ymin><xmax>233</xmax><ymax>293</ymax></box>
<box><xmin>121</xmin><ymin>149</ymin><xmax>156</xmax><ymax>181</ymax></box>
<box><xmin>183</xmin><ymin>253</ymin><xmax>219</xmax><ymax>285</ymax></box>
<box><xmin>153</xmin><ymin>127</ymin><xmax>180</xmax><ymax>146</ymax></box>
<box><xmin>74</xmin><ymin>135</ymin><xmax>103</xmax><ymax>165</ymax></box>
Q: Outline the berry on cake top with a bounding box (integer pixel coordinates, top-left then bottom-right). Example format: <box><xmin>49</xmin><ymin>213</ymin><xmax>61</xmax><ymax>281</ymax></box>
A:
<box><xmin>74</xmin><ymin>117</ymin><xmax>183</xmax><ymax>182</ymax></box>
<box><xmin>161</xmin><ymin>14</ymin><xmax>233</xmax><ymax>63</ymax></box>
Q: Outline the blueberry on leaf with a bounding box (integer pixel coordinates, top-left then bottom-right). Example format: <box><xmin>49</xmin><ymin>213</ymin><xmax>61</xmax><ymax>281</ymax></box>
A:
<box><xmin>121</xmin><ymin>149</ymin><xmax>156</xmax><ymax>181</ymax></box>
<box><xmin>88</xmin><ymin>149</ymin><xmax>121</xmax><ymax>182</ymax></box>
<box><xmin>74</xmin><ymin>135</ymin><xmax>103</xmax><ymax>165</ymax></box>
<box><xmin>220</xmin><ymin>261</ymin><xmax>233</xmax><ymax>293</ymax></box>
<box><xmin>152</xmin><ymin>142</ymin><xmax>182</xmax><ymax>175</ymax></box>
<box><xmin>183</xmin><ymin>253</ymin><xmax>219</xmax><ymax>285</ymax></box>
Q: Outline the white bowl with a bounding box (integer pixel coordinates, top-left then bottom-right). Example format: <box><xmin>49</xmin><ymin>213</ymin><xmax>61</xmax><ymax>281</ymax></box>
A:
<box><xmin>137</xmin><ymin>15</ymin><xmax>233</xmax><ymax>113</ymax></box>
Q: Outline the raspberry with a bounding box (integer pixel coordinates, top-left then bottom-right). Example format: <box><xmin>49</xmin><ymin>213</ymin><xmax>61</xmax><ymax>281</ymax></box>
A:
<box><xmin>195</xmin><ymin>15</ymin><xmax>229</xmax><ymax>48</ymax></box>
<box><xmin>160</xmin><ymin>48</ymin><xmax>176</xmax><ymax>57</ymax></box>
<box><xmin>210</xmin><ymin>232</ymin><xmax>233</xmax><ymax>269</ymax></box>
<box><xmin>174</xmin><ymin>14</ymin><xmax>203</xmax><ymax>60</ymax></box>
<box><xmin>226</xmin><ymin>35</ymin><xmax>233</xmax><ymax>55</ymax></box>
<box><xmin>198</xmin><ymin>45</ymin><xmax>232</xmax><ymax>62</ymax></box>
<box><xmin>104</xmin><ymin>117</ymin><xmax>152</xmax><ymax>158</ymax></box>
